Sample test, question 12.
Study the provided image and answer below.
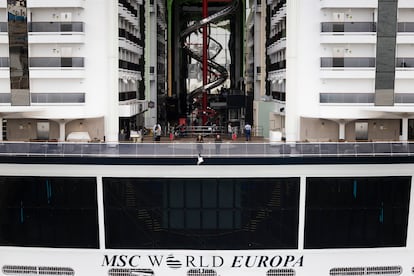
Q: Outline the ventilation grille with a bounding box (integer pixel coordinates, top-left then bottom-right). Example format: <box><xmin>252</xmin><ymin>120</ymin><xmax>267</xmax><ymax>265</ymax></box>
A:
<box><xmin>330</xmin><ymin>266</ymin><xmax>402</xmax><ymax>276</ymax></box>
<box><xmin>187</xmin><ymin>269</ymin><xmax>217</xmax><ymax>276</ymax></box>
<box><xmin>2</xmin><ymin>266</ymin><xmax>74</xmax><ymax>276</ymax></box>
<box><xmin>267</xmin><ymin>268</ymin><xmax>295</xmax><ymax>276</ymax></box>
<box><xmin>3</xmin><ymin>266</ymin><xmax>37</xmax><ymax>275</ymax></box>
<box><xmin>108</xmin><ymin>268</ymin><xmax>154</xmax><ymax>276</ymax></box>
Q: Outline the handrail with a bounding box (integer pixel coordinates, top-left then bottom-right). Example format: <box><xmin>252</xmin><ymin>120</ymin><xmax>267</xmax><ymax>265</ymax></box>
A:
<box><xmin>0</xmin><ymin>141</ymin><xmax>412</xmax><ymax>158</ymax></box>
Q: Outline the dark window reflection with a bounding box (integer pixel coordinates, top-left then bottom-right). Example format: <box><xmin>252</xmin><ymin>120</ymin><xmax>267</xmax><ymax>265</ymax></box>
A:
<box><xmin>305</xmin><ymin>177</ymin><xmax>411</xmax><ymax>249</ymax></box>
<box><xmin>103</xmin><ymin>178</ymin><xmax>300</xmax><ymax>249</ymax></box>
<box><xmin>0</xmin><ymin>176</ymin><xmax>99</xmax><ymax>248</ymax></box>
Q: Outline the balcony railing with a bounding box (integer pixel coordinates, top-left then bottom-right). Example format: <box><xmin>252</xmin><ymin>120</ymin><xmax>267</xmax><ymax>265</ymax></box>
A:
<box><xmin>0</xmin><ymin>22</ymin><xmax>7</xmax><ymax>32</ymax></box>
<box><xmin>321</xmin><ymin>57</ymin><xmax>376</xmax><ymax>67</ymax></box>
<box><xmin>0</xmin><ymin>57</ymin><xmax>9</xmax><ymax>67</ymax></box>
<box><xmin>396</xmin><ymin>58</ymin><xmax>414</xmax><ymax>68</ymax></box>
<box><xmin>29</xmin><ymin>22</ymin><xmax>84</xmax><ymax>32</ymax></box>
<box><xmin>398</xmin><ymin>22</ymin><xmax>414</xmax><ymax>32</ymax></box>
<box><xmin>0</xmin><ymin>141</ymin><xmax>414</xmax><ymax>158</ymax></box>
<box><xmin>321</xmin><ymin>22</ymin><xmax>376</xmax><ymax>32</ymax></box>
<box><xmin>29</xmin><ymin>57</ymin><xmax>84</xmax><ymax>67</ymax></box>
<box><xmin>320</xmin><ymin>93</ymin><xmax>374</xmax><ymax>103</ymax></box>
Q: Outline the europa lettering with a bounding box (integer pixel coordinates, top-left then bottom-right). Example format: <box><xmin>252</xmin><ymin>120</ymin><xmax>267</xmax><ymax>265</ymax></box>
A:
<box><xmin>102</xmin><ymin>254</ymin><xmax>303</xmax><ymax>269</ymax></box>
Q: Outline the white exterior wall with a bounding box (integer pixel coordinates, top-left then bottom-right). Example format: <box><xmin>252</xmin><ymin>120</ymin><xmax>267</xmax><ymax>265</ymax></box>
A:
<box><xmin>0</xmin><ymin>0</ymin><xmax>120</xmax><ymax>141</ymax></box>
<box><xmin>283</xmin><ymin>1</ymin><xmax>414</xmax><ymax>142</ymax></box>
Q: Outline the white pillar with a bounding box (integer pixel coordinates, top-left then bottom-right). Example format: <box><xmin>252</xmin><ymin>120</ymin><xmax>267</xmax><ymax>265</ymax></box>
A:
<box><xmin>285</xmin><ymin>0</ymin><xmax>299</xmax><ymax>142</ymax></box>
<box><xmin>105</xmin><ymin>0</ymin><xmax>120</xmax><ymax>142</ymax></box>
<box><xmin>339</xmin><ymin>121</ymin><xmax>346</xmax><ymax>140</ymax></box>
<box><xmin>59</xmin><ymin>121</ymin><xmax>66</xmax><ymax>142</ymax></box>
<box><xmin>401</xmin><ymin>117</ymin><xmax>408</xmax><ymax>141</ymax></box>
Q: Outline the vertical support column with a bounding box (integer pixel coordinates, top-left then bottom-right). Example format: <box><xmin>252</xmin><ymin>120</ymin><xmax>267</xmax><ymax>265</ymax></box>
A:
<box><xmin>401</xmin><ymin>117</ymin><xmax>408</xmax><ymax>141</ymax></box>
<box><xmin>374</xmin><ymin>0</ymin><xmax>398</xmax><ymax>106</ymax></box>
<box><xmin>285</xmin><ymin>0</ymin><xmax>299</xmax><ymax>141</ymax></box>
<box><xmin>105</xmin><ymin>0</ymin><xmax>119</xmax><ymax>142</ymax></box>
<box><xmin>339</xmin><ymin>120</ymin><xmax>346</xmax><ymax>141</ymax></box>
<box><xmin>7</xmin><ymin>0</ymin><xmax>30</xmax><ymax>106</ymax></box>
<box><xmin>59</xmin><ymin>121</ymin><xmax>66</xmax><ymax>142</ymax></box>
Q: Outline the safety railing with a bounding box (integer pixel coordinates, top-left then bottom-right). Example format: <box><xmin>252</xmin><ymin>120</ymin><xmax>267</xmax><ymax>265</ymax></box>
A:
<box><xmin>0</xmin><ymin>141</ymin><xmax>413</xmax><ymax>158</ymax></box>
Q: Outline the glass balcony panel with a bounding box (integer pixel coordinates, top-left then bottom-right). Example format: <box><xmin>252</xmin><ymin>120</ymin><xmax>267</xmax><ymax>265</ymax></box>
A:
<box><xmin>398</xmin><ymin>22</ymin><xmax>414</xmax><ymax>32</ymax></box>
<box><xmin>31</xmin><ymin>93</ymin><xmax>85</xmax><ymax>103</ymax></box>
<box><xmin>321</xmin><ymin>22</ymin><xmax>376</xmax><ymax>32</ymax></box>
<box><xmin>29</xmin><ymin>22</ymin><xmax>84</xmax><ymax>32</ymax></box>
<box><xmin>321</xmin><ymin>57</ymin><xmax>375</xmax><ymax>67</ymax></box>
<box><xmin>396</xmin><ymin>58</ymin><xmax>414</xmax><ymax>68</ymax></box>
<box><xmin>30</xmin><ymin>57</ymin><xmax>84</xmax><ymax>67</ymax></box>
<box><xmin>0</xmin><ymin>22</ymin><xmax>7</xmax><ymax>32</ymax></box>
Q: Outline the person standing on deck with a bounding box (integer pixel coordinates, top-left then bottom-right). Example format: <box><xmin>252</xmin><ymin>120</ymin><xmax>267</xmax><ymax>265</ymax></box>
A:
<box><xmin>244</xmin><ymin>123</ymin><xmax>252</xmax><ymax>141</ymax></box>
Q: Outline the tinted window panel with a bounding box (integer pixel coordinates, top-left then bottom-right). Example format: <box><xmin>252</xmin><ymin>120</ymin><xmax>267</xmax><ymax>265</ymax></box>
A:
<box><xmin>103</xmin><ymin>177</ymin><xmax>300</xmax><ymax>249</ymax></box>
<box><xmin>305</xmin><ymin>177</ymin><xmax>411</xmax><ymax>249</ymax></box>
<box><xmin>0</xmin><ymin>176</ymin><xmax>98</xmax><ymax>248</ymax></box>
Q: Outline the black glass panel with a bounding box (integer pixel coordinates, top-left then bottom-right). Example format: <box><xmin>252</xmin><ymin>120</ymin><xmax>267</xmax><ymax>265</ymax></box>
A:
<box><xmin>305</xmin><ymin>177</ymin><xmax>411</xmax><ymax>249</ymax></box>
<box><xmin>103</xmin><ymin>177</ymin><xmax>300</xmax><ymax>249</ymax></box>
<box><xmin>0</xmin><ymin>176</ymin><xmax>99</xmax><ymax>248</ymax></box>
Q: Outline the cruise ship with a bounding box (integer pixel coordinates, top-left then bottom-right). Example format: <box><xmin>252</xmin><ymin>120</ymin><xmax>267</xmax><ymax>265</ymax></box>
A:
<box><xmin>0</xmin><ymin>140</ymin><xmax>413</xmax><ymax>276</ymax></box>
<box><xmin>1</xmin><ymin>0</ymin><xmax>414</xmax><ymax>276</ymax></box>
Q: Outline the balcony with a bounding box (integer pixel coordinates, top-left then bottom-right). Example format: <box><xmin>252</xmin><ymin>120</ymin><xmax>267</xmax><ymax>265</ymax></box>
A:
<box><xmin>271</xmin><ymin>91</ymin><xmax>286</xmax><ymax>102</ymax></box>
<box><xmin>320</xmin><ymin>33</ymin><xmax>376</xmax><ymax>44</ymax></box>
<box><xmin>31</xmin><ymin>93</ymin><xmax>85</xmax><ymax>104</ymax></box>
<box><xmin>395</xmin><ymin>59</ymin><xmax>414</xmax><ymax>80</ymax></box>
<box><xmin>398</xmin><ymin>22</ymin><xmax>414</xmax><ymax>33</ymax></box>
<box><xmin>320</xmin><ymin>58</ymin><xmax>375</xmax><ymax>79</ymax></box>
<box><xmin>27</xmin><ymin>0</ymin><xmax>85</xmax><ymax>8</ymax></box>
<box><xmin>267</xmin><ymin>38</ymin><xmax>286</xmax><ymax>55</ymax></box>
<box><xmin>396</xmin><ymin>58</ymin><xmax>414</xmax><ymax>68</ymax></box>
<box><xmin>0</xmin><ymin>93</ymin><xmax>10</xmax><ymax>103</ymax></box>
<box><xmin>29</xmin><ymin>57</ymin><xmax>85</xmax><ymax>79</ymax></box>
<box><xmin>30</xmin><ymin>57</ymin><xmax>84</xmax><ymax>67</ymax></box>
<box><xmin>0</xmin><ymin>57</ymin><xmax>9</xmax><ymax>67</ymax></box>
<box><xmin>321</xmin><ymin>22</ymin><xmax>376</xmax><ymax>33</ymax></box>
<box><xmin>29</xmin><ymin>22</ymin><xmax>84</xmax><ymax>32</ymax></box>
<box><xmin>320</xmin><ymin>93</ymin><xmax>374</xmax><ymax>104</ymax></box>
<box><xmin>321</xmin><ymin>57</ymin><xmax>375</xmax><ymax>68</ymax></box>
<box><xmin>28</xmin><ymin>22</ymin><xmax>85</xmax><ymax>44</ymax></box>
<box><xmin>119</xmin><ymin>0</ymin><xmax>138</xmax><ymax>17</ymax></box>
<box><xmin>268</xmin><ymin>60</ymin><xmax>286</xmax><ymax>72</ymax></box>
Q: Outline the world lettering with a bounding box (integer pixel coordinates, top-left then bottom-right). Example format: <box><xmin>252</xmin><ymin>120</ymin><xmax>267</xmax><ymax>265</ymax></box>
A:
<box><xmin>102</xmin><ymin>254</ymin><xmax>304</xmax><ymax>268</ymax></box>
